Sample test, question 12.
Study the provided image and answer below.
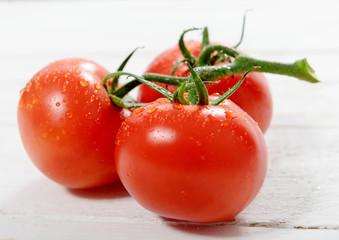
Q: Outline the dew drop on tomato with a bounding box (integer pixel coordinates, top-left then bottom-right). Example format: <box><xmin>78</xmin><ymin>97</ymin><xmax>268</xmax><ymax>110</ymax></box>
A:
<box><xmin>85</xmin><ymin>112</ymin><xmax>92</xmax><ymax>119</ymax></box>
<box><xmin>79</xmin><ymin>80</ymin><xmax>89</xmax><ymax>87</ymax></box>
<box><xmin>147</xmin><ymin>107</ymin><xmax>157</xmax><ymax>114</ymax></box>
<box><xmin>94</xmin><ymin>83</ymin><xmax>101</xmax><ymax>90</ymax></box>
<box><xmin>65</xmin><ymin>111</ymin><xmax>73</xmax><ymax>119</ymax></box>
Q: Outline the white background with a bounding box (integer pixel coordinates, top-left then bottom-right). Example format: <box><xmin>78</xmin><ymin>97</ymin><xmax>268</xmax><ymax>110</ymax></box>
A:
<box><xmin>1</xmin><ymin>0</ymin><xmax>339</xmax><ymax>239</ymax></box>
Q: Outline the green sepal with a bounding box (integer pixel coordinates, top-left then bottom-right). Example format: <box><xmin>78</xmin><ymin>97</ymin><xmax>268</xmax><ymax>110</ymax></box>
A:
<box><xmin>109</xmin><ymin>47</ymin><xmax>141</xmax><ymax>93</ymax></box>
<box><xmin>179</xmin><ymin>28</ymin><xmax>201</xmax><ymax>66</ymax></box>
<box><xmin>188</xmin><ymin>87</ymin><xmax>199</xmax><ymax>105</ymax></box>
<box><xmin>173</xmin><ymin>81</ymin><xmax>190</xmax><ymax>105</ymax></box>
<box><xmin>187</xmin><ymin>63</ymin><xmax>209</xmax><ymax>105</ymax></box>
<box><xmin>201</xmin><ymin>27</ymin><xmax>210</xmax><ymax>50</ymax></box>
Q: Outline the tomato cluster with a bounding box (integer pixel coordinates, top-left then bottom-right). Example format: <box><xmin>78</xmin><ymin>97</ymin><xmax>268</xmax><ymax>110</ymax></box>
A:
<box><xmin>17</xmin><ymin>27</ymin><xmax>318</xmax><ymax>223</ymax></box>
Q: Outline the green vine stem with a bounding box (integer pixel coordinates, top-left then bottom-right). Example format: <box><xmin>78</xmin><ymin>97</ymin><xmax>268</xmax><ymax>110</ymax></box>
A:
<box><xmin>195</xmin><ymin>55</ymin><xmax>319</xmax><ymax>83</ymax></box>
<box><xmin>104</xmin><ymin>71</ymin><xmax>174</xmax><ymax>101</ymax></box>
<box><xmin>197</xmin><ymin>45</ymin><xmax>239</xmax><ymax>66</ymax></box>
<box><xmin>140</xmin><ymin>53</ymin><xmax>319</xmax><ymax>84</ymax></box>
<box><xmin>105</xmin><ymin>49</ymin><xmax>318</xmax><ymax>108</ymax></box>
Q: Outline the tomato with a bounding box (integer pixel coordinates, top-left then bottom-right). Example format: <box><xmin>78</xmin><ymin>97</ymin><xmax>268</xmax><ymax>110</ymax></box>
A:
<box><xmin>115</xmin><ymin>98</ymin><xmax>268</xmax><ymax>223</ymax></box>
<box><xmin>137</xmin><ymin>40</ymin><xmax>273</xmax><ymax>133</ymax></box>
<box><xmin>18</xmin><ymin>58</ymin><xmax>126</xmax><ymax>189</ymax></box>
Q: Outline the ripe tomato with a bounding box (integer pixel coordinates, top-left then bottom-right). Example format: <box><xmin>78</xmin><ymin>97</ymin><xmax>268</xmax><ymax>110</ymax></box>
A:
<box><xmin>18</xmin><ymin>58</ymin><xmax>125</xmax><ymax>189</ymax></box>
<box><xmin>115</xmin><ymin>98</ymin><xmax>268</xmax><ymax>223</ymax></box>
<box><xmin>137</xmin><ymin>40</ymin><xmax>273</xmax><ymax>133</ymax></box>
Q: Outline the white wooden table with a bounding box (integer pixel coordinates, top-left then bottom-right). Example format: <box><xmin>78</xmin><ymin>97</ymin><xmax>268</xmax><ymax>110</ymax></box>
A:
<box><xmin>1</xmin><ymin>0</ymin><xmax>339</xmax><ymax>239</ymax></box>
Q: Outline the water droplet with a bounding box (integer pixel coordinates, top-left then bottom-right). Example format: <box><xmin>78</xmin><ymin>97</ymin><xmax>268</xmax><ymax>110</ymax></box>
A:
<box><xmin>226</xmin><ymin>111</ymin><xmax>237</xmax><ymax>119</ymax></box>
<box><xmin>156</xmin><ymin>98</ymin><xmax>171</xmax><ymax>104</ymax></box>
<box><xmin>135</xmin><ymin>107</ymin><xmax>144</xmax><ymax>114</ymax></box>
<box><xmin>94</xmin><ymin>83</ymin><xmax>101</xmax><ymax>90</ymax></box>
<box><xmin>26</xmin><ymin>104</ymin><xmax>32</xmax><ymax>110</ymax></box>
<box><xmin>61</xmin><ymin>88</ymin><xmax>67</xmax><ymax>94</ymax></box>
<box><xmin>55</xmin><ymin>102</ymin><xmax>61</xmax><ymax>107</ymax></box>
<box><xmin>65</xmin><ymin>111</ymin><xmax>73</xmax><ymax>119</ymax></box>
<box><xmin>74</xmin><ymin>99</ymin><xmax>79</xmax><ymax>104</ymax></box>
<box><xmin>173</xmin><ymin>104</ymin><xmax>183</xmax><ymax>110</ymax></box>
<box><xmin>85</xmin><ymin>112</ymin><xmax>92</xmax><ymax>119</ymax></box>
<box><xmin>196</xmin><ymin>140</ymin><xmax>202</xmax><ymax>146</ymax></box>
<box><xmin>94</xmin><ymin>117</ymin><xmax>100</xmax><ymax>124</ymax></box>
<box><xmin>79</xmin><ymin>80</ymin><xmax>89</xmax><ymax>87</ymax></box>
<box><xmin>90</xmin><ymin>95</ymin><xmax>96</xmax><ymax>102</ymax></box>
<box><xmin>147</xmin><ymin>107</ymin><xmax>157</xmax><ymax>114</ymax></box>
<box><xmin>63</xmin><ymin>81</ymin><xmax>69</xmax><ymax>87</ymax></box>
<box><xmin>64</xmin><ymin>73</ymin><xmax>70</xmax><ymax>78</ymax></box>
<box><xmin>210</xmin><ymin>92</ymin><xmax>221</xmax><ymax>97</ymax></box>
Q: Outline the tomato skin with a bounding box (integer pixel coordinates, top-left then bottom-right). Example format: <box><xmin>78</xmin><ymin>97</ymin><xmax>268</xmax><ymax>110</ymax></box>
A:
<box><xmin>137</xmin><ymin>40</ymin><xmax>273</xmax><ymax>133</ymax></box>
<box><xmin>18</xmin><ymin>59</ymin><xmax>124</xmax><ymax>189</ymax></box>
<box><xmin>115</xmin><ymin>98</ymin><xmax>268</xmax><ymax>223</ymax></box>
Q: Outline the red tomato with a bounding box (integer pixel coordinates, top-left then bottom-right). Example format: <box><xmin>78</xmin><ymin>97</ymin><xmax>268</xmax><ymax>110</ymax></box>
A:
<box><xmin>115</xmin><ymin>98</ymin><xmax>268</xmax><ymax>223</ymax></box>
<box><xmin>18</xmin><ymin>59</ymin><xmax>126</xmax><ymax>189</ymax></box>
<box><xmin>137</xmin><ymin>40</ymin><xmax>273</xmax><ymax>133</ymax></box>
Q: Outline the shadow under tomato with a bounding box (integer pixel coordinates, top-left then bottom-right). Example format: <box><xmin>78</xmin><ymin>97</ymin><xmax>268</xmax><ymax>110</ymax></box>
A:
<box><xmin>161</xmin><ymin>217</ymin><xmax>242</xmax><ymax>238</ymax></box>
<box><xmin>67</xmin><ymin>180</ymin><xmax>130</xmax><ymax>200</ymax></box>
<box><xmin>1</xmin><ymin>177</ymin><xmax>131</xmax><ymax>218</ymax></box>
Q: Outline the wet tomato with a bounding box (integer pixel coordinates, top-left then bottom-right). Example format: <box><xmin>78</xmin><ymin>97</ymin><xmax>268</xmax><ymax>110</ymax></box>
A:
<box><xmin>115</xmin><ymin>98</ymin><xmax>268</xmax><ymax>223</ymax></box>
<box><xmin>137</xmin><ymin>40</ymin><xmax>273</xmax><ymax>133</ymax></box>
<box><xmin>17</xmin><ymin>58</ymin><xmax>125</xmax><ymax>189</ymax></box>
